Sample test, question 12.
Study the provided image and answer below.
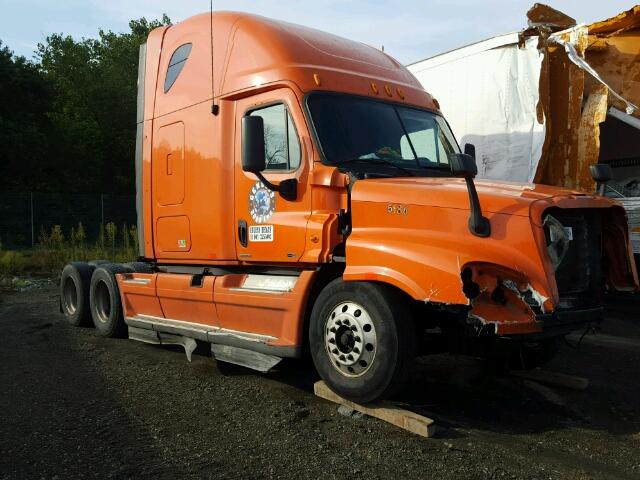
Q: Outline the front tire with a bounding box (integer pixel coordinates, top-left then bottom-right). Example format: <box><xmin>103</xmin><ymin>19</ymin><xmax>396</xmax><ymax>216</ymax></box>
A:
<box><xmin>89</xmin><ymin>264</ymin><xmax>128</xmax><ymax>338</ymax></box>
<box><xmin>309</xmin><ymin>279</ymin><xmax>415</xmax><ymax>404</ymax></box>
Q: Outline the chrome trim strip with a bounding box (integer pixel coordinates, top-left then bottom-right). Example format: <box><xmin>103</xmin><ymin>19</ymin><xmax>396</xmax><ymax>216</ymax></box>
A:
<box><xmin>122</xmin><ymin>278</ymin><xmax>151</xmax><ymax>285</ymax></box>
<box><xmin>228</xmin><ymin>288</ymin><xmax>285</xmax><ymax>295</ymax></box>
<box><xmin>209</xmin><ymin>328</ymin><xmax>276</xmax><ymax>343</ymax></box>
<box><xmin>125</xmin><ymin>315</ymin><xmax>276</xmax><ymax>342</ymax></box>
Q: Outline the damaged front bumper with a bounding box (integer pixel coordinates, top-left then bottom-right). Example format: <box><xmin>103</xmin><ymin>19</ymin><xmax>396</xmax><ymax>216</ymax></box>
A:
<box><xmin>528</xmin><ymin>306</ymin><xmax>603</xmax><ymax>339</ymax></box>
<box><xmin>467</xmin><ymin>303</ymin><xmax>603</xmax><ymax>338</ymax></box>
<box><xmin>463</xmin><ymin>262</ymin><xmax>605</xmax><ymax>337</ymax></box>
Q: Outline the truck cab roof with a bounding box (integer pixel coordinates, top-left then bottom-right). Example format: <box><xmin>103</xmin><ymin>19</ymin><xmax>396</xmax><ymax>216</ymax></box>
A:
<box><xmin>144</xmin><ymin>11</ymin><xmax>438</xmax><ymax>120</ymax></box>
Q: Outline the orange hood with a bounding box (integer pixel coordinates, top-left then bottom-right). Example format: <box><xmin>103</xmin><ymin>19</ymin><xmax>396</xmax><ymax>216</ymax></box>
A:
<box><xmin>345</xmin><ymin>175</ymin><xmax>637</xmax><ymax>316</ymax></box>
<box><xmin>350</xmin><ymin>177</ymin><xmax>613</xmax><ymax>216</ymax></box>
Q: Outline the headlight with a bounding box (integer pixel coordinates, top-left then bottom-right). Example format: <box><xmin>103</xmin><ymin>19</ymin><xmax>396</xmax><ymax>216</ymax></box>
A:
<box><xmin>543</xmin><ymin>214</ymin><xmax>571</xmax><ymax>270</ymax></box>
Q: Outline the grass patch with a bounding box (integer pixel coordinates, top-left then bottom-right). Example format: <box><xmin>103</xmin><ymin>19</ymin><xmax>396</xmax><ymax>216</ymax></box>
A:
<box><xmin>0</xmin><ymin>222</ymin><xmax>138</xmax><ymax>278</ymax></box>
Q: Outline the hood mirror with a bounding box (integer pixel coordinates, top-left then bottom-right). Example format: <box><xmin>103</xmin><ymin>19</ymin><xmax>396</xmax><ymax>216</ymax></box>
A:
<box><xmin>590</xmin><ymin>164</ymin><xmax>612</xmax><ymax>183</ymax></box>
<box><xmin>463</xmin><ymin>143</ymin><xmax>476</xmax><ymax>160</ymax></box>
<box><xmin>450</xmin><ymin>152</ymin><xmax>478</xmax><ymax>179</ymax></box>
<box><xmin>449</xmin><ymin>151</ymin><xmax>491</xmax><ymax>238</ymax></box>
<box><xmin>590</xmin><ymin>164</ymin><xmax>612</xmax><ymax>196</ymax></box>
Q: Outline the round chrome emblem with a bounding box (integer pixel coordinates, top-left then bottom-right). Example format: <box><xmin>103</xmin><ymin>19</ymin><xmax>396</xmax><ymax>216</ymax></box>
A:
<box><xmin>249</xmin><ymin>181</ymin><xmax>275</xmax><ymax>224</ymax></box>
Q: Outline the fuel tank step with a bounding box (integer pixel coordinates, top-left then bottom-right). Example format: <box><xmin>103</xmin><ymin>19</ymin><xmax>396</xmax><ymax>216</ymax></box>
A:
<box><xmin>211</xmin><ymin>343</ymin><xmax>282</xmax><ymax>372</ymax></box>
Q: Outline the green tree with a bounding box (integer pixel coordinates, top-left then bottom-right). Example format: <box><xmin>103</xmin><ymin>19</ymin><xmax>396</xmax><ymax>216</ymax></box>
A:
<box><xmin>32</xmin><ymin>15</ymin><xmax>171</xmax><ymax>194</ymax></box>
<box><xmin>0</xmin><ymin>41</ymin><xmax>53</xmax><ymax>191</ymax></box>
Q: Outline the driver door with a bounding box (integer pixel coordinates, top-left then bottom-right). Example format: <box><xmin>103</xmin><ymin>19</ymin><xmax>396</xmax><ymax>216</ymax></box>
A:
<box><xmin>234</xmin><ymin>88</ymin><xmax>312</xmax><ymax>262</ymax></box>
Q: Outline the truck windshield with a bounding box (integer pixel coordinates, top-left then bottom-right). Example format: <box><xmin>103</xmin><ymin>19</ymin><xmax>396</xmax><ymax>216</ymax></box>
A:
<box><xmin>307</xmin><ymin>93</ymin><xmax>460</xmax><ymax>176</ymax></box>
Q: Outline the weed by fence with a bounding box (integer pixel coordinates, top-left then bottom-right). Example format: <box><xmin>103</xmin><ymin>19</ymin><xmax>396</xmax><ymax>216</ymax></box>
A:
<box><xmin>0</xmin><ymin>222</ymin><xmax>138</xmax><ymax>277</ymax></box>
<box><xmin>0</xmin><ymin>192</ymin><xmax>136</xmax><ymax>248</ymax></box>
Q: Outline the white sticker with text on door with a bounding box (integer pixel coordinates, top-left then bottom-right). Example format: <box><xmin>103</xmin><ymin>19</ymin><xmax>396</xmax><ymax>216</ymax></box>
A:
<box><xmin>249</xmin><ymin>225</ymin><xmax>274</xmax><ymax>242</ymax></box>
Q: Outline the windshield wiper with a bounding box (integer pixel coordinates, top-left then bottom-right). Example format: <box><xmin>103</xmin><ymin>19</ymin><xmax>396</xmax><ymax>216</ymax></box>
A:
<box><xmin>334</xmin><ymin>158</ymin><xmax>414</xmax><ymax>177</ymax></box>
<box><xmin>417</xmin><ymin>163</ymin><xmax>451</xmax><ymax>171</ymax></box>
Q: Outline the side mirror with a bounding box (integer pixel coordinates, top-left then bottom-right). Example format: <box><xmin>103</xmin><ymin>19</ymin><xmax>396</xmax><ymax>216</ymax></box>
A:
<box><xmin>464</xmin><ymin>143</ymin><xmax>476</xmax><ymax>160</ymax></box>
<box><xmin>240</xmin><ymin>115</ymin><xmax>298</xmax><ymax>201</ymax></box>
<box><xmin>590</xmin><ymin>163</ymin><xmax>612</xmax><ymax>196</ymax></box>
<box><xmin>241</xmin><ymin>115</ymin><xmax>266</xmax><ymax>173</ymax></box>
<box><xmin>590</xmin><ymin>164</ymin><xmax>612</xmax><ymax>184</ymax></box>
<box><xmin>449</xmin><ymin>153</ymin><xmax>478</xmax><ymax>179</ymax></box>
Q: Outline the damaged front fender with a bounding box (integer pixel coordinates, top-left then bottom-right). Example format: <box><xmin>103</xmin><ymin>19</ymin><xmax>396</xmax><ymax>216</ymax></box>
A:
<box><xmin>462</xmin><ymin>263</ymin><xmax>552</xmax><ymax>335</ymax></box>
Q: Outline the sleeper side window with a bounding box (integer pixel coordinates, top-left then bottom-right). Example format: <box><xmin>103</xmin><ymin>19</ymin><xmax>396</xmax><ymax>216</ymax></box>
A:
<box><xmin>164</xmin><ymin>43</ymin><xmax>192</xmax><ymax>93</ymax></box>
<box><xmin>249</xmin><ymin>103</ymin><xmax>301</xmax><ymax>171</ymax></box>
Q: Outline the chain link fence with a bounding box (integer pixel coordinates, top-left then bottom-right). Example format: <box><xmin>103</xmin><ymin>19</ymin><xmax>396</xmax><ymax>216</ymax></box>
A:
<box><xmin>0</xmin><ymin>193</ymin><xmax>136</xmax><ymax>248</ymax></box>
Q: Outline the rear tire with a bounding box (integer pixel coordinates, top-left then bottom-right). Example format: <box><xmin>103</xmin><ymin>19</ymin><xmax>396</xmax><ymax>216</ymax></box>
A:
<box><xmin>89</xmin><ymin>264</ymin><xmax>129</xmax><ymax>338</ymax></box>
<box><xmin>309</xmin><ymin>279</ymin><xmax>416</xmax><ymax>404</ymax></box>
<box><xmin>88</xmin><ymin>260</ymin><xmax>109</xmax><ymax>267</ymax></box>
<box><xmin>60</xmin><ymin>262</ymin><xmax>95</xmax><ymax>327</ymax></box>
<box><xmin>123</xmin><ymin>261</ymin><xmax>153</xmax><ymax>273</ymax></box>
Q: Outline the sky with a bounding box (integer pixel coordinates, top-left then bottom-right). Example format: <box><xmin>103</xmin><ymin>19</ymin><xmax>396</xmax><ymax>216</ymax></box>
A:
<box><xmin>0</xmin><ymin>0</ymin><xmax>635</xmax><ymax>64</ymax></box>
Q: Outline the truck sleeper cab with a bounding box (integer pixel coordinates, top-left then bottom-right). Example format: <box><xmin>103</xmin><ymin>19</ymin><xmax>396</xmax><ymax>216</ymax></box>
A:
<box><xmin>59</xmin><ymin>11</ymin><xmax>639</xmax><ymax>404</ymax></box>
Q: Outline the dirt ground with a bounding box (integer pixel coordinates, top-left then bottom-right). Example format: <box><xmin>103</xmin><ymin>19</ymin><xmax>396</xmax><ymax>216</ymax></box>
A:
<box><xmin>1</xmin><ymin>285</ymin><xmax>639</xmax><ymax>480</ymax></box>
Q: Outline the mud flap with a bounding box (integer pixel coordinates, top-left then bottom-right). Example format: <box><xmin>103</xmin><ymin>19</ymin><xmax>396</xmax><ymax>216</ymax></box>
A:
<box><xmin>211</xmin><ymin>343</ymin><xmax>282</xmax><ymax>373</ymax></box>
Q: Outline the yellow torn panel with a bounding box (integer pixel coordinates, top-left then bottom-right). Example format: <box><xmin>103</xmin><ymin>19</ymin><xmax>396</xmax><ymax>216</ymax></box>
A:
<box><xmin>576</xmin><ymin>85</ymin><xmax>608</xmax><ymax>193</ymax></box>
<box><xmin>588</xmin><ymin>5</ymin><xmax>640</xmax><ymax>36</ymax></box>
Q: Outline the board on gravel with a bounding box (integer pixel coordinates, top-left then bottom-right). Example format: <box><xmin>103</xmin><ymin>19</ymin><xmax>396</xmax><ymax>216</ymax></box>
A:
<box><xmin>314</xmin><ymin>380</ymin><xmax>437</xmax><ymax>438</ymax></box>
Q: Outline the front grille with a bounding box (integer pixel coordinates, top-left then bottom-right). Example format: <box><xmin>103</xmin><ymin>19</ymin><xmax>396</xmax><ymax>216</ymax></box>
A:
<box><xmin>543</xmin><ymin>208</ymin><xmax>603</xmax><ymax>305</ymax></box>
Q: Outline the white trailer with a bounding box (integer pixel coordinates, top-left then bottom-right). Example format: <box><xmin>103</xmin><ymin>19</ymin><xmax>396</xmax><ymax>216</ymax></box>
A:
<box><xmin>407</xmin><ymin>4</ymin><xmax>640</xmax><ymax>258</ymax></box>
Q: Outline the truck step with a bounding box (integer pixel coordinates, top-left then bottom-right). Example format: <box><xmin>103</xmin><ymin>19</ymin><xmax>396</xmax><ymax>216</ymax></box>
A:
<box><xmin>211</xmin><ymin>343</ymin><xmax>282</xmax><ymax>373</ymax></box>
<box><xmin>128</xmin><ymin>326</ymin><xmax>198</xmax><ymax>362</ymax></box>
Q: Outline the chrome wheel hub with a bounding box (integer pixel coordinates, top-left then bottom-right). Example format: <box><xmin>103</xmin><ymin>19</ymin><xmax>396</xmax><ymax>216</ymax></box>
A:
<box><xmin>62</xmin><ymin>277</ymin><xmax>78</xmax><ymax>315</ymax></box>
<box><xmin>324</xmin><ymin>301</ymin><xmax>376</xmax><ymax>377</ymax></box>
<box><xmin>94</xmin><ymin>280</ymin><xmax>111</xmax><ymax>323</ymax></box>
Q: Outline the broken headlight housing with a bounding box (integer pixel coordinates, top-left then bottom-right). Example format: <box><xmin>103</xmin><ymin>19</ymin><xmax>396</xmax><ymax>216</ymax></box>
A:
<box><xmin>543</xmin><ymin>214</ymin><xmax>571</xmax><ymax>271</ymax></box>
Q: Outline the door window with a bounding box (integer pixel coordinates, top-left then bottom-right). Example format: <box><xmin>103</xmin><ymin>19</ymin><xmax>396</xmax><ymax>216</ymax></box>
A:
<box><xmin>249</xmin><ymin>104</ymin><xmax>301</xmax><ymax>171</ymax></box>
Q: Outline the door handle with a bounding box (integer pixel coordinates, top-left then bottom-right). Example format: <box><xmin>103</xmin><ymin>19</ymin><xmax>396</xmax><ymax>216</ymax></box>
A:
<box><xmin>238</xmin><ymin>219</ymin><xmax>248</xmax><ymax>247</ymax></box>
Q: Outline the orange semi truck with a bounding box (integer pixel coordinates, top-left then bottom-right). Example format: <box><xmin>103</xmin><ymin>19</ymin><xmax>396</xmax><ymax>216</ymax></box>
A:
<box><xmin>60</xmin><ymin>12</ymin><xmax>638</xmax><ymax>403</ymax></box>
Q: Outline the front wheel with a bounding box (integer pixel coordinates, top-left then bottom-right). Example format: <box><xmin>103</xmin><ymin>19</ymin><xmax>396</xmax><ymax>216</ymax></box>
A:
<box><xmin>309</xmin><ymin>279</ymin><xmax>415</xmax><ymax>404</ymax></box>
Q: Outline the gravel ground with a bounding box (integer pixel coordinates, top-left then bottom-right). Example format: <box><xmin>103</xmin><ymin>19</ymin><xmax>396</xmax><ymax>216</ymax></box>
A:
<box><xmin>1</xmin><ymin>285</ymin><xmax>639</xmax><ymax>479</ymax></box>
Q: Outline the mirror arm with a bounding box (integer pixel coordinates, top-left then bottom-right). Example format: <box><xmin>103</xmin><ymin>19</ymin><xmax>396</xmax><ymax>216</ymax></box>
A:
<box><xmin>465</xmin><ymin>177</ymin><xmax>491</xmax><ymax>237</ymax></box>
<box><xmin>253</xmin><ymin>171</ymin><xmax>279</xmax><ymax>192</ymax></box>
<box><xmin>253</xmin><ymin>171</ymin><xmax>298</xmax><ymax>201</ymax></box>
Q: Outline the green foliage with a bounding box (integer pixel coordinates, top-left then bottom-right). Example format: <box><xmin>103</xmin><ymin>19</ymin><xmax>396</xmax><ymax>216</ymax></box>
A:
<box><xmin>0</xmin><ymin>15</ymin><xmax>171</xmax><ymax>194</ymax></box>
<box><xmin>0</xmin><ymin>41</ymin><xmax>53</xmax><ymax>191</ymax></box>
<box><xmin>0</xmin><ymin>222</ymin><xmax>138</xmax><ymax>277</ymax></box>
<box><xmin>0</xmin><ymin>250</ymin><xmax>27</xmax><ymax>277</ymax></box>
<box><xmin>105</xmin><ymin>222</ymin><xmax>117</xmax><ymax>254</ymax></box>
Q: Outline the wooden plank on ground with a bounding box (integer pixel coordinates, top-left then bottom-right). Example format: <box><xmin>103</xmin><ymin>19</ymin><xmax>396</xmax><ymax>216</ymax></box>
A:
<box><xmin>314</xmin><ymin>381</ymin><xmax>436</xmax><ymax>438</ymax></box>
<box><xmin>510</xmin><ymin>369</ymin><xmax>589</xmax><ymax>390</ymax></box>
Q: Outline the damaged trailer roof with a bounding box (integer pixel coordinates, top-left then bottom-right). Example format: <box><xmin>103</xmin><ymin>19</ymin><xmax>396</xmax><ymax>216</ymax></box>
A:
<box><xmin>407</xmin><ymin>3</ymin><xmax>640</xmax><ymax>254</ymax></box>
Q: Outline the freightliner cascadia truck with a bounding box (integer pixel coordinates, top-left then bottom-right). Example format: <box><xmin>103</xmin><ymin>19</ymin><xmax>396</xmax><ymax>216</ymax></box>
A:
<box><xmin>59</xmin><ymin>12</ymin><xmax>639</xmax><ymax>403</ymax></box>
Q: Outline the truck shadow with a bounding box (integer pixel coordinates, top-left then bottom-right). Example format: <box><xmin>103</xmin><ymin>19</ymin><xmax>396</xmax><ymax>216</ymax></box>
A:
<box><xmin>263</xmin><ymin>344</ymin><xmax>640</xmax><ymax>439</ymax></box>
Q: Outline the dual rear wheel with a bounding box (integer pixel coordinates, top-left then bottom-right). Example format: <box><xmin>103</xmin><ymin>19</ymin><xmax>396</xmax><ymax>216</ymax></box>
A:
<box><xmin>60</xmin><ymin>262</ymin><xmax>131</xmax><ymax>337</ymax></box>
